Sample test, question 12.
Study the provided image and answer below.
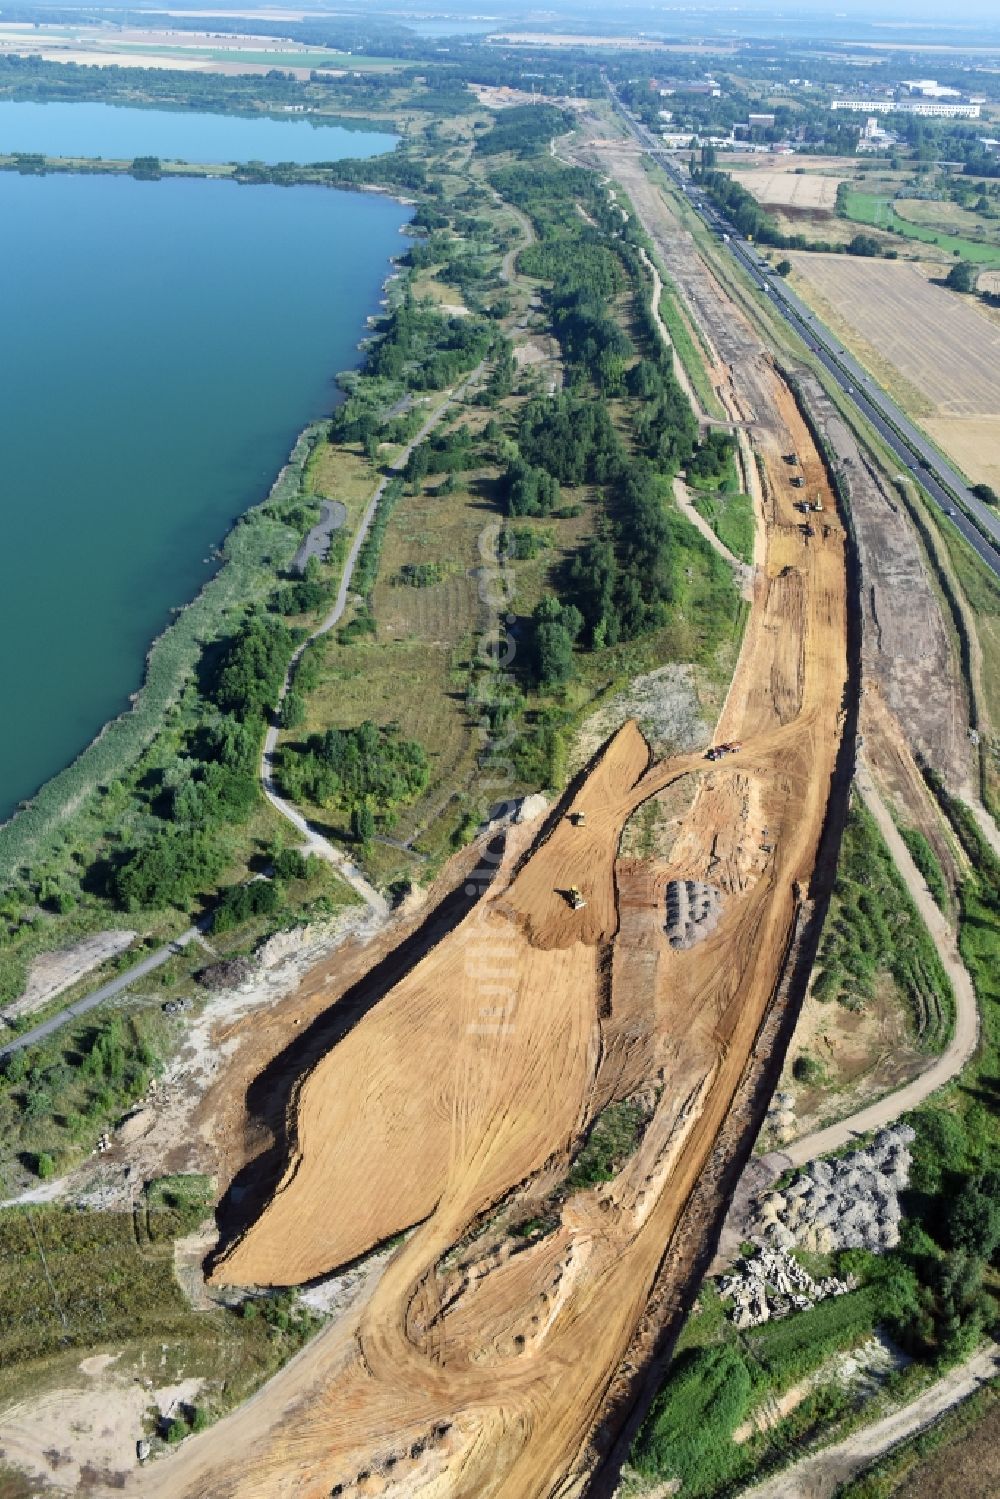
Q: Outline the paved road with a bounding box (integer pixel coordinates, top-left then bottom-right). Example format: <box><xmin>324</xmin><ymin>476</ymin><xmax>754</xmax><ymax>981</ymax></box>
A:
<box><xmin>0</xmin><ymin>927</ymin><xmax>200</xmax><ymax>1060</ymax></box>
<box><xmin>777</xmin><ymin>763</ymin><xmax>979</xmax><ymax>1169</ymax></box>
<box><xmin>742</xmin><ymin>1341</ymin><xmax>1000</xmax><ymax>1499</ymax></box>
<box><xmin>260</xmin><ymin>363</ymin><xmax>487</xmax><ymax>916</ymax></box>
<box><xmin>607</xmin><ymin>85</ymin><xmax>1000</xmax><ymax>582</ymax></box>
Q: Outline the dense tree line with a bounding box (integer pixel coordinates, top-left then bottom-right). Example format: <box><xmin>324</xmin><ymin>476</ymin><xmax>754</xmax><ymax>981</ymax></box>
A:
<box><xmin>277</xmin><ymin>720</ymin><xmax>427</xmax><ymax>822</ymax></box>
<box><xmin>629</xmin><ymin>358</ymin><xmax>699</xmax><ymax>472</ymax></box>
<box><xmin>475</xmin><ymin>104</ymin><xmax>574</xmax><ymax>158</ymax></box>
<box><xmin>212</xmin><ymin>614</ymin><xmax>295</xmax><ymax>723</ymax></box>
<box><xmin>366</xmin><ymin>294</ymin><xmax>493</xmax><ymax>391</ymax></box>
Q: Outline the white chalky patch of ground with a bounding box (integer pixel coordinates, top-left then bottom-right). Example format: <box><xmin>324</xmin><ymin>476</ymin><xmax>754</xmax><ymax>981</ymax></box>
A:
<box><xmin>1</xmin><ymin>930</ymin><xmax>137</xmax><ymax>1024</ymax></box>
<box><xmin>573</xmin><ymin>664</ymin><xmax>709</xmax><ymax>767</ymax></box>
<box><xmin>0</xmin><ymin>1364</ymin><xmax>203</xmax><ymax>1494</ymax></box>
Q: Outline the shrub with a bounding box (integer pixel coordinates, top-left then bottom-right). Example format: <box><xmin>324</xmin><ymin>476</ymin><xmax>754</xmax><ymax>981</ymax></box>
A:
<box><xmin>793</xmin><ymin>1051</ymin><xmax>828</xmax><ymax>1085</ymax></box>
<box><xmin>632</xmin><ymin>1345</ymin><xmax>752</xmax><ymax>1493</ymax></box>
<box><xmin>210</xmin><ymin>880</ymin><xmax>280</xmax><ymax>934</ymax></box>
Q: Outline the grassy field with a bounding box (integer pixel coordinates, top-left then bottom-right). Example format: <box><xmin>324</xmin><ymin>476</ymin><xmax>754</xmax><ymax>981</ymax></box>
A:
<box><xmin>284</xmin><ymin>436</ymin><xmax>493</xmax><ymax>878</ymax></box>
<box><xmin>0</xmin><ymin>1196</ymin><xmax>324</xmax><ymax>1421</ymax></box>
<box><xmin>658</xmin><ymin>276</ymin><xmax>726</xmax><ymax>420</ymax></box>
<box><xmin>929</xmin><ymin>511</ymin><xmax>1000</xmax><ymax>808</ymax></box>
<box><xmin>842</xmin><ymin>190</ymin><xmax>1000</xmax><ymax>266</ymax></box>
<box><xmin>810</xmin><ymin>797</ymin><xmax>954</xmax><ymax>1054</ymax></box>
<box><xmin>625</xmin><ymin>1279</ymin><xmax>885</xmax><ymax>1498</ymax></box>
<box><xmin>690</xmin><ymin>489</ymin><xmax>755</xmax><ymax>565</ymax></box>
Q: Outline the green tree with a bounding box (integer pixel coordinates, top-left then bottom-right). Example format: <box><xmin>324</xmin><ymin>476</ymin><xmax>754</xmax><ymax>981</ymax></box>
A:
<box><xmin>946</xmin><ymin>1175</ymin><xmax>1000</xmax><ymax>1259</ymax></box>
<box><xmin>281</xmin><ymin>690</ymin><xmax>306</xmax><ymax>730</ymax></box>
<box><xmin>351</xmin><ymin>803</ymin><xmax>376</xmax><ymax>846</ymax></box>
<box><xmin>946</xmin><ymin>261</ymin><xmax>977</xmax><ymax>293</ymax></box>
<box><xmin>532</xmin><ymin>597</ymin><xmax>583</xmax><ymax>687</ymax></box>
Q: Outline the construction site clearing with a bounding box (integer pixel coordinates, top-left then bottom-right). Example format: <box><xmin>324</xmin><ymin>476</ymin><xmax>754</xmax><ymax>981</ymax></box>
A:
<box><xmin>125</xmin><ymin>227</ymin><xmax>851</xmax><ymax>1498</ymax></box>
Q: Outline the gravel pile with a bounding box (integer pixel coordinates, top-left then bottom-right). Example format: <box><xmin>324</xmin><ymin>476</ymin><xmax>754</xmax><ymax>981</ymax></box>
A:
<box><xmin>753</xmin><ymin>1124</ymin><xmax>915</xmax><ymax>1254</ymax></box>
<box><xmin>665</xmin><ymin>879</ymin><xmax>723</xmax><ymax>949</ymax></box>
<box><xmin>719</xmin><ymin>1245</ymin><xmax>857</xmax><ymax>1328</ymax></box>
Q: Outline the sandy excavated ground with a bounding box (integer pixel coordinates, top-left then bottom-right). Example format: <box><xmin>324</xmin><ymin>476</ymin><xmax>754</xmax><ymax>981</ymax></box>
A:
<box><xmin>121</xmin><ymin>166</ymin><xmax>849</xmax><ymax>1494</ymax></box>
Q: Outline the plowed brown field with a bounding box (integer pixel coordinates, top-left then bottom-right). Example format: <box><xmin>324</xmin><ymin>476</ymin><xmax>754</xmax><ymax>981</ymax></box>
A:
<box><xmin>127</xmin><ymin>135</ymin><xmax>850</xmax><ymax>1499</ymax></box>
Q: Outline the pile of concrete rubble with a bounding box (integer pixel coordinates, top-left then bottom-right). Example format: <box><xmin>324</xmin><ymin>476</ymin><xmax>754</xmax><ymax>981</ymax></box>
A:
<box><xmin>719</xmin><ymin>1245</ymin><xmax>858</xmax><ymax>1328</ymax></box>
<box><xmin>753</xmin><ymin>1124</ymin><xmax>915</xmax><ymax>1254</ymax></box>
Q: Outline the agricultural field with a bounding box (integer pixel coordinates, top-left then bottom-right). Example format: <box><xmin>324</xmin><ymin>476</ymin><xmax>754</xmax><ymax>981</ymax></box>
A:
<box><xmin>788</xmin><ymin>252</ymin><xmax>1000</xmax><ymax>492</ymax></box>
<box><xmin>729</xmin><ymin>169</ymin><xmax>844</xmax><ymax>213</ymax></box>
<box><xmin>842</xmin><ymin>190</ymin><xmax>1000</xmax><ymax>267</ymax></box>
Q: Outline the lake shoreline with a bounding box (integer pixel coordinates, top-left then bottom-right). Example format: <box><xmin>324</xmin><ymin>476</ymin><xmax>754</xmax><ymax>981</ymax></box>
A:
<box><xmin>0</xmin><ymin>228</ymin><xmax>410</xmax><ymax>883</ymax></box>
<box><xmin>0</xmin><ymin>153</ymin><xmax>417</xmax><ymax>205</ymax></box>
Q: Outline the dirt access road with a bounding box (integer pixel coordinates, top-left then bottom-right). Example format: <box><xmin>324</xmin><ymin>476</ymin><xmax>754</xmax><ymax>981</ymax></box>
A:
<box><xmin>124</xmin><ymin>168</ymin><xmax>851</xmax><ymax>1499</ymax></box>
<box><xmin>743</xmin><ymin>1342</ymin><xmax>1000</xmax><ymax>1499</ymax></box>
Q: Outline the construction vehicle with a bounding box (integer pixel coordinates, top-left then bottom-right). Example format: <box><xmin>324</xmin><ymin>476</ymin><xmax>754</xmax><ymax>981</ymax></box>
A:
<box><xmin>569</xmin><ymin>811</ymin><xmax>587</xmax><ymax>828</ymax></box>
<box><xmin>790</xmin><ymin>476</ymin><xmax>805</xmax><ymax>489</ymax></box>
<box><xmin>801</xmin><ymin>523</ymin><xmax>816</xmax><ymax>539</ymax></box>
<box><xmin>812</xmin><ymin>497</ymin><xmax>824</xmax><ymax>512</ymax></box>
<box><xmin>706</xmin><ymin>741</ymin><xmax>742</xmax><ymax>762</ymax></box>
<box><xmin>784</xmin><ymin>453</ymin><xmax>799</xmax><ymax>465</ymax></box>
<box><xmin>566</xmin><ymin>886</ymin><xmax>587</xmax><ymax>910</ymax></box>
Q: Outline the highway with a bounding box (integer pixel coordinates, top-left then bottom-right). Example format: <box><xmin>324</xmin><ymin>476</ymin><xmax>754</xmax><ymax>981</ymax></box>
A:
<box><xmin>608</xmin><ymin>86</ymin><xmax>1000</xmax><ymax>582</ymax></box>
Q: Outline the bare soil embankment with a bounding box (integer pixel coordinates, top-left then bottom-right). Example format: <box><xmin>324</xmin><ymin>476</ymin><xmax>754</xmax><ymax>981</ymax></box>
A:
<box><xmin>129</xmin><ymin>340</ymin><xmax>849</xmax><ymax>1499</ymax></box>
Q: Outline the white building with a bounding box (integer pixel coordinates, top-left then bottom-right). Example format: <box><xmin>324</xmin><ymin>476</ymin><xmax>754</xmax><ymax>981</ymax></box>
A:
<box><xmin>832</xmin><ymin>98</ymin><xmax>981</xmax><ymax>119</ymax></box>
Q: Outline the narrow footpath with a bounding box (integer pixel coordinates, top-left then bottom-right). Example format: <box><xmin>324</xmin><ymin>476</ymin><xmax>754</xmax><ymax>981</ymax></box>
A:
<box><xmin>260</xmin><ymin>362</ymin><xmax>486</xmax><ymax>916</ymax></box>
<box><xmin>0</xmin><ymin>929</ymin><xmax>201</xmax><ymax>1060</ymax></box>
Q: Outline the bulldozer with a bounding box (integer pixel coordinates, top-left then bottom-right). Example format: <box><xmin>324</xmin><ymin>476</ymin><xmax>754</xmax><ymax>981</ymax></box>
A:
<box><xmin>566</xmin><ymin>886</ymin><xmax>587</xmax><ymax>910</ymax></box>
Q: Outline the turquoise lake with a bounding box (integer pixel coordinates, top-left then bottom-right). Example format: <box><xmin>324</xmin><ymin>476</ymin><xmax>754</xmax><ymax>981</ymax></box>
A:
<box><xmin>0</xmin><ymin>99</ymin><xmax>397</xmax><ymax>164</ymax></box>
<box><xmin>0</xmin><ymin>171</ymin><xmax>410</xmax><ymax>821</ymax></box>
